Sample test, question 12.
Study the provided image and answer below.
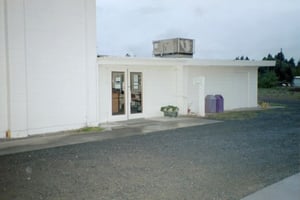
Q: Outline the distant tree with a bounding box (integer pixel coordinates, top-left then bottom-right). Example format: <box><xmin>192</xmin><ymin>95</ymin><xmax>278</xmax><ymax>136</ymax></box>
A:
<box><xmin>258</xmin><ymin>71</ymin><xmax>278</xmax><ymax>88</ymax></box>
<box><xmin>260</xmin><ymin>50</ymin><xmax>300</xmax><ymax>86</ymax></box>
<box><xmin>235</xmin><ymin>56</ymin><xmax>250</xmax><ymax>60</ymax></box>
<box><xmin>285</xmin><ymin>66</ymin><xmax>293</xmax><ymax>83</ymax></box>
<box><xmin>292</xmin><ymin>60</ymin><xmax>300</xmax><ymax>76</ymax></box>
<box><xmin>263</xmin><ymin>54</ymin><xmax>274</xmax><ymax>61</ymax></box>
<box><xmin>275</xmin><ymin>51</ymin><xmax>285</xmax><ymax>62</ymax></box>
<box><xmin>273</xmin><ymin>50</ymin><xmax>295</xmax><ymax>84</ymax></box>
<box><xmin>288</xmin><ymin>58</ymin><xmax>295</xmax><ymax>67</ymax></box>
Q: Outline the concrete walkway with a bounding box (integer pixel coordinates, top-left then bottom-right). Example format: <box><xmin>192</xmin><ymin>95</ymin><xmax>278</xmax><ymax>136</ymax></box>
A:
<box><xmin>241</xmin><ymin>173</ymin><xmax>300</xmax><ymax>200</ymax></box>
<box><xmin>0</xmin><ymin>116</ymin><xmax>218</xmax><ymax>156</ymax></box>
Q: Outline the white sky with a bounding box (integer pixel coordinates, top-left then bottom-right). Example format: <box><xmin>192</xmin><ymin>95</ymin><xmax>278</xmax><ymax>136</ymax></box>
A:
<box><xmin>96</xmin><ymin>0</ymin><xmax>300</xmax><ymax>61</ymax></box>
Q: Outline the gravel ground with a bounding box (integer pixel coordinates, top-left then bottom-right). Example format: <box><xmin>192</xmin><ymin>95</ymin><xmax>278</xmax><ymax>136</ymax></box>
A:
<box><xmin>0</xmin><ymin>99</ymin><xmax>299</xmax><ymax>200</ymax></box>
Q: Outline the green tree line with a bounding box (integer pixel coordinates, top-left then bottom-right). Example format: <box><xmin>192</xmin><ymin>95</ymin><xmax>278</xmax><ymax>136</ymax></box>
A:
<box><xmin>237</xmin><ymin>51</ymin><xmax>300</xmax><ymax>88</ymax></box>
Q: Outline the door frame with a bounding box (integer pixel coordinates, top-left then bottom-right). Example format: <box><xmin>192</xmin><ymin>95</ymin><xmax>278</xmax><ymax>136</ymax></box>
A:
<box><xmin>108</xmin><ymin>68</ymin><xmax>144</xmax><ymax>121</ymax></box>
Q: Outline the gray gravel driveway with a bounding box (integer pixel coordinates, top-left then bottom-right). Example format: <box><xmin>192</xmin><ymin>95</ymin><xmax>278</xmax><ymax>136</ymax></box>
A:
<box><xmin>0</xmin><ymin>99</ymin><xmax>299</xmax><ymax>200</ymax></box>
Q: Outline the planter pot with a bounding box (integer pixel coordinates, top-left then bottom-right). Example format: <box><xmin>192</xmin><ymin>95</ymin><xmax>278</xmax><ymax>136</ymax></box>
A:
<box><xmin>163</xmin><ymin>111</ymin><xmax>178</xmax><ymax>117</ymax></box>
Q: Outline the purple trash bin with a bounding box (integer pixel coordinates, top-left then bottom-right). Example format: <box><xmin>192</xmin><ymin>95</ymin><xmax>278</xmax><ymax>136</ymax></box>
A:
<box><xmin>215</xmin><ymin>95</ymin><xmax>224</xmax><ymax>113</ymax></box>
<box><xmin>205</xmin><ymin>95</ymin><xmax>217</xmax><ymax>113</ymax></box>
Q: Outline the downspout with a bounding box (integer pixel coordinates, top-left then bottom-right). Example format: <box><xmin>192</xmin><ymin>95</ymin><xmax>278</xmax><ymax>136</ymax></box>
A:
<box><xmin>4</xmin><ymin>0</ymin><xmax>11</xmax><ymax>138</ymax></box>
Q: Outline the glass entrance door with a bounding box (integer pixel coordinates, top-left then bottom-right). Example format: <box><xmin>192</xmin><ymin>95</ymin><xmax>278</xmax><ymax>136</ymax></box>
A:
<box><xmin>130</xmin><ymin>72</ymin><xmax>142</xmax><ymax>114</ymax></box>
<box><xmin>111</xmin><ymin>71</ymin><xmax>143</xmax><ymax>119</ymax></box>
<box><xmin>112</xmin><ymin>72</ymin><xmax>125</xmax><ymax>115</ymax></box>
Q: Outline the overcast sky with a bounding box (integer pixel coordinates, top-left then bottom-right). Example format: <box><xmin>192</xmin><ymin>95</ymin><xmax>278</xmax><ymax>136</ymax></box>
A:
<box><xmin>96</xmin><ymin>0</ymin><xmax>300</xmax><ymax>61</ymax></box>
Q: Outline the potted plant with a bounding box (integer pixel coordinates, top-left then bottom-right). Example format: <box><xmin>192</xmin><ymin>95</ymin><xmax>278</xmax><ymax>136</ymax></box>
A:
<box><xmin>160</xmin><ymin>105</ymin><xmax>179</xmax><ymax>117</ymax></box>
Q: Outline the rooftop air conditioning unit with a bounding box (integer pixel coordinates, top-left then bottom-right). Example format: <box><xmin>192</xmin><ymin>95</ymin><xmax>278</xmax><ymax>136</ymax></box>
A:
<box><xmin>153</xmin><ymin>38</ymin><xmax>194</xmax><ymax>58</ymax></box>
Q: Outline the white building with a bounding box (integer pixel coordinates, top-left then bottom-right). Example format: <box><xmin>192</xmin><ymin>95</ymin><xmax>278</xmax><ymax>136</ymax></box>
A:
<box><xmin>0</xmin><ymin>0</ymin><xmax>275</xmax><ymax>138</ymax></box>
<box><xmin>0</xmin><ymin>0</ymin><xmax>98</xmax><ymax>138</ymax></box>
<box><xmin>98</xmin><ymin>57</ymin><xmax>274</xmax><ymax>122</ymax></box>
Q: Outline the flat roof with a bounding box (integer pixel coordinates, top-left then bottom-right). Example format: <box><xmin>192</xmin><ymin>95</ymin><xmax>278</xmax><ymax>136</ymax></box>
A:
<box><xmin>97</xmin><ymin>56</ymin><xmax>275</xmax><ymax>67</ymax></box>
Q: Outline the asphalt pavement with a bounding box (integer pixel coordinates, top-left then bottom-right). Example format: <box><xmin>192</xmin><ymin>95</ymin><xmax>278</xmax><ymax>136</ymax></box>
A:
<box><xmin>0</xmin><ymin>99</ymin><xmax>299</xmax><ymax>200</ymax></box>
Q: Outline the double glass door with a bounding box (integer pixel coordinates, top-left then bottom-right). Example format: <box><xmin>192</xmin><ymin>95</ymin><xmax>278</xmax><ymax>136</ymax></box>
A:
<box><xmin>111</xmin><ymin>71</ymin><xmax>143</xmax><ymax>118</ymax></box>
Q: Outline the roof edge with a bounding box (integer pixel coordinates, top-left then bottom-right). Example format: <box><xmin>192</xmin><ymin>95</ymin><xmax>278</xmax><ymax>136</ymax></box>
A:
<box><xmin>97</xmin><ymin>56</ymin><xmax>276</xmax><ymax>67</ymax></box>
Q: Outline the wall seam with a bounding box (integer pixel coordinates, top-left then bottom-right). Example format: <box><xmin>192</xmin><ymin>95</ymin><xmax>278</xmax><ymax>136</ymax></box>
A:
<box><xmin>84</xmin><ymin>0</ymin><xmax>89</xmax><ymax>126</ymax></box>
<box><xmin>4</xmin><ymin>0</ymin><xmax>11</xmax><ymax>135</ymax></box>
<box><xmin>23</xmin><ymin>0</ymin><xmax>29</xmax><ymax>135</ymax></box>
<box><xmin>94</xmin><ymin>0</ymin><xmax>99</xmax><ymax>124</ymax></box>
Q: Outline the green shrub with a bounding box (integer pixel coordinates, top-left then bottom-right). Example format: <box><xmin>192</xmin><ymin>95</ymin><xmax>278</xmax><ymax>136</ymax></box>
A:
<box><xmin>258</xmin><ymin>71</ymin><xmax>278</xmax><ymax>88</ymax></box>
<box><xmin>160</xmin><ymin>105</ymin><xmax>179</xmax><ymax>112</ymax></box>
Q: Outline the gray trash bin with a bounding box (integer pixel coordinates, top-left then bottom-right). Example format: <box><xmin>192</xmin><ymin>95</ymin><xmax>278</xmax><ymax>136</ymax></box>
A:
<box><xmin>215</xmin><ymin>95</ymin><xmax>224</xmax><ymax>113</ymax></box>
<box><xmin>205</xmin><ymin>95</ymin><xmax>216</xmax><ymax>113</ymax></box>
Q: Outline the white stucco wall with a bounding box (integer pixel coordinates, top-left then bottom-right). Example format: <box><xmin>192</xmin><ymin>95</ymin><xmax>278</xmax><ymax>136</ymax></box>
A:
<box><xmin>186</xmin><ymin>66</ymin><xmax>258</xmax><ymax>114</ymax></box>
<box><xmin>1</xmin><ymin>0</ymin><xmax>97</xmax><ymax>138</ymax></box>
<box><xmin>0</xmin><ymin>0</ymin><xmax>8</xmax><ymax>138</ymax></box>
<box><xmin>143</xmin><ymin>66</ymin><xmax>177</xmax><ymax>117</ymax></box>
